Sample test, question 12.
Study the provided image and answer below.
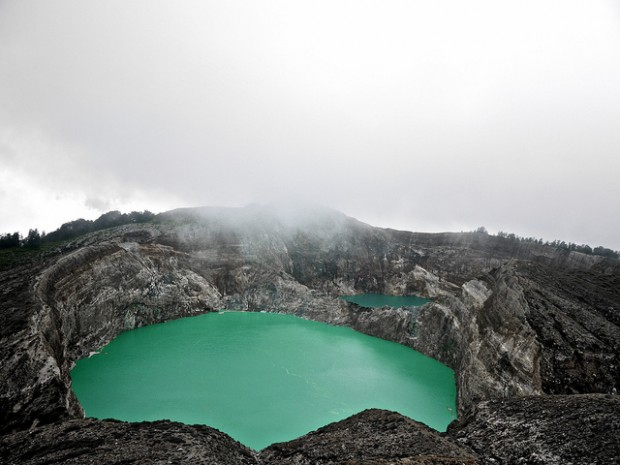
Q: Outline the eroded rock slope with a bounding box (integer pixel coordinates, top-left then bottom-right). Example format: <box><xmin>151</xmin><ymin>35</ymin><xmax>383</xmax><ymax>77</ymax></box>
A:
<box><xmin>1</xmin><ymin>205</ymin><xmax>619</xmax><ymax>463</ymax></box>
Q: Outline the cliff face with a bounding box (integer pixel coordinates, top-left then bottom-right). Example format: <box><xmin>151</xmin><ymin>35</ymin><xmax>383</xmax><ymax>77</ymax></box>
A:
<box><xmin>1</xmin><ymin>205</ymin><xmax>619</xmax><ymax>464</ymax></box>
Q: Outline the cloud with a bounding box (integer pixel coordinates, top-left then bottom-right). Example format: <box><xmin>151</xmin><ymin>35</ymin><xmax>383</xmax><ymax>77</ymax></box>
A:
<box><xmin>1</xmin><ymin>1</ymin><xmax>620</xmax><ymax>249</ymax></box>
<box><xmin>84</xmin><ymin>197</ymin><xmax>112</xmax><ymax>212</ymax></box>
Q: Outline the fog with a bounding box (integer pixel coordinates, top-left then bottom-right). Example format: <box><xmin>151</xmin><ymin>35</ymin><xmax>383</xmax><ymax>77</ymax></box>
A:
<box><xmin>1</xmin><ymin>1</ymin><xmax>620</xmax><ymax>249</ymax></box>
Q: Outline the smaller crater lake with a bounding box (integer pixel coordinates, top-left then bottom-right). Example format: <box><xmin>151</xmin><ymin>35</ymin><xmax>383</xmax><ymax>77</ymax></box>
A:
<box><xmin>340</xmin><ymin>293</ymin><xmax>430</xmax><ymax>308</ymax></box>
<box><xmin>70</xmin><ymin>312</ymin><xmax>456</xmax><ymax>450</ymax></box>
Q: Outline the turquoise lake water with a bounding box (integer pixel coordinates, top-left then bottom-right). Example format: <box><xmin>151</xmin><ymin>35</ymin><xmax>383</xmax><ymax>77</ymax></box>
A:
<box><xmin>340</xmin><ymin>293</ymin><xmax>430</xmax><ymax>308</ymax></box>
<box><xmin>70</xmin><ymin>312</ymin><xmax>456</xmax><ymax>450</ymax></box>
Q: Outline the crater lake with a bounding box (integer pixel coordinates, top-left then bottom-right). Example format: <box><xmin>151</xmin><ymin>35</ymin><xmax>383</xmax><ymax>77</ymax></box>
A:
<box><xmin>70</xmin><ymin>311</ymin><xmax>456</xmax><ymax>450</ymax></box>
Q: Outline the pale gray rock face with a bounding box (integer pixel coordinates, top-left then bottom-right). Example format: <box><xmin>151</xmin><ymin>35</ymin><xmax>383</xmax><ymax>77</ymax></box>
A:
<box><xmin>462</xmin><ymin>279</ymin><xmax>492</xmax><ymax>310</ymax></box>
<box><xmin>1</xmin><ymin>205</ymin><xmax>619</xmax><ymax>464</ymax></box>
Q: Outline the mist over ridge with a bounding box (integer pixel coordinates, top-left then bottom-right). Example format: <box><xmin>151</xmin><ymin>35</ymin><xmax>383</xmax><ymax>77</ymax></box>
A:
<box><xmin>3</xmin><ymin>203</ymin><xmax>619</xmax><ymax>263</ymax></box>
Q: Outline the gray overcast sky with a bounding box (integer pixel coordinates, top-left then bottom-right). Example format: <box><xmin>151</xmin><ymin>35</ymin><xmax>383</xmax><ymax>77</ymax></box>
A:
<box><xmin>1</xmin><ymin>1</ymin><xmax>620</xmax><ymax>249</ymax></box>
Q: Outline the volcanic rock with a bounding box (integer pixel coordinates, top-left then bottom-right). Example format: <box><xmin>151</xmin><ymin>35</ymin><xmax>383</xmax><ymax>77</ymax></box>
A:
<box><xmin>1</xmin><ymin>204</ymin><xmax>618</xmax><ymax>464</ymax></box>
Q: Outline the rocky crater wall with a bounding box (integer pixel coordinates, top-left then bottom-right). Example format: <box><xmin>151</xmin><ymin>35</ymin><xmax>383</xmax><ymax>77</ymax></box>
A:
<box><xmin>1</xmin><ymin>206</ymin><xmax>619</xmax><ymax>463</ymax></box>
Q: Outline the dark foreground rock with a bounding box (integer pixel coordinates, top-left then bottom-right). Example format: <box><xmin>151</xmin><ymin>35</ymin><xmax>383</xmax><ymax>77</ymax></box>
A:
<box><xmin>450</xmin><ymin>394</ymin><xmax>620</xmax><ymax>465</ymax></box>
<box><xmin>2</xmin><ymin>402</ymin><xmax>619</xmax><ymax>464</ymax></box>
<box><xmin>260</xmin><ymin>409</ymin><xmax>477</xmax><ymax>465</ymax></box>
<box><xmin>0</xmin><ymin>410</ymin><xmax>477</xmax><ymax>465</ymax></box>
<box><xmin>0</xmin><ymin>418</ymin><xmax>259</xmax><ymax>465</ymax></box>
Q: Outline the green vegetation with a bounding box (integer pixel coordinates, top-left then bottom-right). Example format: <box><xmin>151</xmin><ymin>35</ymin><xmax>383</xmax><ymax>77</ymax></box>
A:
<box><xmin>43</xmin><ymin>210</ymin><xmax>155</xmax><ymax>243</ymax></box>
<box><xmin>0</xmin><ymin>210</ymin><xmax>155</xmax><ymax>251</ymax></box>
<box><xmin>0</xmin><ymin>232</ymin><xmax>20</xmax><ymax>248</ymax></box>
<box><xmin>0</xmin><ymin>239</ymin><xmax>66</xmax><ymax>270</ymax></box>
<box><xmin>0</xmin><ymin>210</ymin><xmax>156</xmax><ymax>270</ymax></box>
<box><xmin>474</xmin><ymin>227</ymin><xmax>620</xmax><ymax>260</ymax></box>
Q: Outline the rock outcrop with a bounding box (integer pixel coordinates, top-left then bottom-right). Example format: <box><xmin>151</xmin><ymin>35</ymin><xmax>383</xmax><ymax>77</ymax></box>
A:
<box><xmin>449</xmin><ymin>394</ymin><xmax>620</xmax><ymax>465</ymax></box>
<box><xmin>0</xmin><ymin>418</ymin><xmax>259</xmax><ymax>465</ymax></box>
<box><xmin>1</xmin><ymin>204</ymin><xmax>619</xmax><ymax>463</ymax></box>
<box><xmin>260</xmin><ymin>409</ymin><xmax>477</xmax><ymax>465</ymax></box>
